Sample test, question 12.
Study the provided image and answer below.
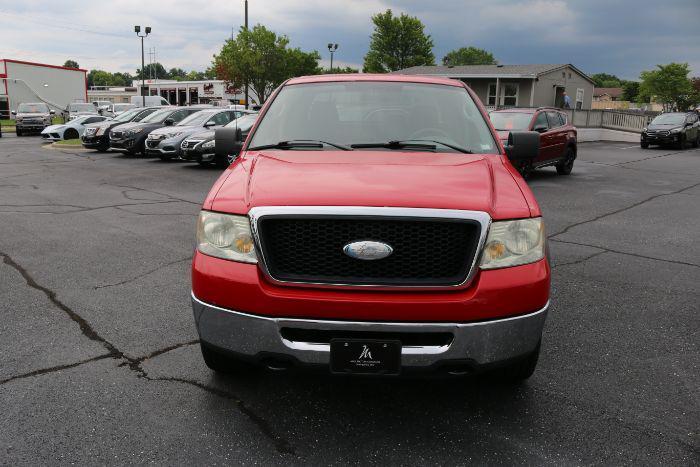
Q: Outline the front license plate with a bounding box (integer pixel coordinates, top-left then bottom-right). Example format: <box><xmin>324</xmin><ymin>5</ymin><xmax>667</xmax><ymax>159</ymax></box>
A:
<box><xmin>330</xmin><ymin>339</ymin><xmax>401</xmax><ymax>375</ymax></box>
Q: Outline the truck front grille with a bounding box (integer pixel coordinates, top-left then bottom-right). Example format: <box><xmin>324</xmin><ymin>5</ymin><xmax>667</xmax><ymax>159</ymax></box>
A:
<box><xmin>254</xmin><ymin>210</ymin><xmax>484</xmax><ymax>287</ymax></box>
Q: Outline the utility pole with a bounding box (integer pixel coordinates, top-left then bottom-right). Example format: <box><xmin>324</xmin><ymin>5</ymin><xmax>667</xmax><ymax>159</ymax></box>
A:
<box><xmin>244</xmin><ymin>0</ymin><xmax>249</xmax><ymax>109</ymax></box>
<box><xmin>135</xmin><ymin>26</ymin><xmax>151</xmax><ymax>107</ymax></box>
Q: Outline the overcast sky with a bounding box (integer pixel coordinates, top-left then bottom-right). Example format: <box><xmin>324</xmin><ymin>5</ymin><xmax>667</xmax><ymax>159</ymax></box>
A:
<box><xmin>1</xmin><ymin>0</ymin><xmax>698</xmax><ymax>80</ymax></box>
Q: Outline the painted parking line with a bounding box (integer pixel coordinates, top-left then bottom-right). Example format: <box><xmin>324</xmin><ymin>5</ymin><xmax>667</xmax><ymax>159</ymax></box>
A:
<box><xmin>619</xmin><ymin>145</ymin><xmax>641</xmax><ymax>149</ymax></box>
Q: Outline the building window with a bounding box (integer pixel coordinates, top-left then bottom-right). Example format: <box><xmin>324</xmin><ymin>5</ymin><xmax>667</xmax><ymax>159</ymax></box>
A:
<box><xmin>501</xmin><ymin>83</ymin><xmax>519</xmax><ymax>106</ymax></box>
<box><xmin>487</xmin><ymin>83</ymin><xmax>497</xmax><ymax>106</ymax></box>
<box><xmin>576</xmin><ymin>88</ymin><xmax>584</xmax><ymax>110</ymax></box>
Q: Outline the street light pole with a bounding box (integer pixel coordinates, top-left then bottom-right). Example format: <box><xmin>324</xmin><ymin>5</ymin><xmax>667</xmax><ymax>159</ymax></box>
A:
<box><xmin>327</xmin><ymin>43</ymin><xmax>338</xmax><ymax>73</ymax></box>
<box><xmin>134</xmin><ymin>26</ymin><xmax>151</xmax><ymax>107</ymax></box>
<box><xmin>244</xmin><ymin>0</ymin><xmax>249</xmax><ymax>109</ymax></box>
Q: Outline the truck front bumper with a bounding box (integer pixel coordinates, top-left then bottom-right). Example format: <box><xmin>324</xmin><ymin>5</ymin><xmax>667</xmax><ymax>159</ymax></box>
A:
<box><xmin>192</xmin><ymin>293</ymin><xmax>548</xmax><ymax>372</ymax></box>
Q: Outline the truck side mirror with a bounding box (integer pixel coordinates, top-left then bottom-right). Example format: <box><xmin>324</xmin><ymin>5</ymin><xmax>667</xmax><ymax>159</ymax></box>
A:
<box><xmin>505</xmin><ymin>131</ymin><xmax>540</xmax><ymax>161</ymax></box>
<box><xmin>11</xmin><ymin>110</ymin><xmax>16</xmax><ymax>116</ymax></box>
<box><xmin>215</xmin><ymin>127</ymin><xmax>244</xmax><ymax>162</ymax></box>
<box><xmin>163</xmin><ymin>118</ymin><xmax>174</xmax><ymax>126</ymax></box>
<box><xmin>50</xmin><ymin>110</ymin><xmax>55</xmax><ymax>115</ymax></box>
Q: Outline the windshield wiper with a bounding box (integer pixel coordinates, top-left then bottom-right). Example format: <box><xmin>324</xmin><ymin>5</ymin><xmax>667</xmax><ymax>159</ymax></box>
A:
<box><xmin>248</xmin><ymin>140</ymin><xmax>352</xmax><ymax>151</ymax></box>
<box><xmin>351</xmin><ymin>140</ymin><xmax>473</xmax><ymax>154</ymax></box>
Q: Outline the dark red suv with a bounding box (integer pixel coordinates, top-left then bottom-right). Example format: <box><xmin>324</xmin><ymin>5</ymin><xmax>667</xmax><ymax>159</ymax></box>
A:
<box><xmin>490</xmin><ymin>107</ymin><xmax>577</xmax><ymax>178</ymax></box>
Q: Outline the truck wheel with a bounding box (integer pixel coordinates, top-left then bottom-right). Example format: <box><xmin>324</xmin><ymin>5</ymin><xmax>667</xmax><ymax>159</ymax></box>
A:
<box><xmin>16</xmin><ymin>129</ymin><xmax>22</xmax><ymax>136</ymax></box>
<box><xmin>693</xmin><ymin>135</ymin><xmax>699</xmax><ymax>148</ymax></box>
<box><xmin>64</xmin><ymin>128</ymin><xmax>79</xmax><ymax>140</ymax></box>
<box><xmin>640</xmin><ymin>141</ymin><xmax>649</xmax><ymax>149</ymax></box>
<box><xmin>556</xmin><ymin>147</ymin><xmax>575</xmax><ymax>175</ymax></box>
<box><xmin>200</xmin><ymin>342</ymin><xmax>257</xmax><ymax>374</ymax></box>
<box><xmin>490</xmin><ymin>341</ymin><xmax>541</xmax><ymax>383</ymax></box>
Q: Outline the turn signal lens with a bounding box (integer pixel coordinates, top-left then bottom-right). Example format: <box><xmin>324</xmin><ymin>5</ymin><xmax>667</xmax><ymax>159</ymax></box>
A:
<box><xmin>196</xmin><ymin>211</ymin><xmax>257</xmax><ymax>263</ymax></box>
<box><xmin>480</xmin><ymin>218</ymin><xmax>545</xmax><ymax>269</ymax></box>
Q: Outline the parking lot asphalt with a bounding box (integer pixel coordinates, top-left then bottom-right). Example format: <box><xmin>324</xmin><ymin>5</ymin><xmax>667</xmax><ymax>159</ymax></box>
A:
<box><xmin>0</xmin><ymin>136</ymin><xmax>698</xmax><ymax>464</ymax></box>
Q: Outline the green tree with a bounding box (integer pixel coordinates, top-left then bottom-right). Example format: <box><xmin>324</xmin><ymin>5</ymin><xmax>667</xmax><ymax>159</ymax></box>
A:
<box><xmin>212</xmin><ymin>25</ymin><xmax>320</xmax><ymax>103</ymax></box>
<box><xmin>620</xmin><ymin>80</ymin><xmax>641</xmax><ymax>102</ymax></box>
<box><xmin>63</xmin><ymin>60</ymin><xmax>80</xmax><ymax>69</ymax></box>
<box><xmin>590</xmin><ymin>72</ymin><xmax>621</xmax><ymax>88</ymax></box>
<box><xmin>168</xmin><ymin>67</ymin><xmax>187</xmax><ymax>80</ymax></box>
<box><xmin>136</xmin><ymin>62</ymin><xmax>168</xmax><ymax>80</ymax></box>
<box><xmin>442</xmin><ymin>47</ymin><xmax>496</xmax><ymax>66</ymax></box>
<box><xmin>639</xmin><ymin>63</ymin><xmax>698</xmax><ymax>111</ymax></box>
<box><xmin>363</xmin><ymin>9</ymin><xmax>435</xmax><ymax>73</ymax></box>
<box><xmin>319</xmin><ymin>66</ymin><xmax>359</xmax><ymax>74</ymax></box>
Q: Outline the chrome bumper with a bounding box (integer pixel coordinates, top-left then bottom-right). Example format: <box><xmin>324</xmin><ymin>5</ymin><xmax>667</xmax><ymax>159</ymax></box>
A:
<box><xmin>192</xmin><ymin>293</ymin><xmax>548</xmax><ymax>369</ymax></box>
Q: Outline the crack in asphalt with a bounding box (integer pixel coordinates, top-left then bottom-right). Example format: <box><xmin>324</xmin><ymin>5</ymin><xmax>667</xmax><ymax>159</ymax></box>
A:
<box><xmin>0</xmin><ymin>200</ymin><xmax>182</xmax><ymax>215</ymax></box>
<box><xmin>114</xmin><ymin>206</ymin><xmax>195</xmax><ymax>216</ymax></box>
<box><xmin>104</xmin><ymin>183</ymin><xmax>201</xmax><ymax>206</ymax></box>
<box><xmin>149</xmin><ymin>376</ymin><xmax>297</xmax><ymax>456</ymax></box>
<box><xmin>550</xmin><ymin>249</ymin><xmax>607</xmax><ymax>269</ymax></box>
<box><xmin>94</xmin><ymin>256</ymin><xmax>191</xmax><ymax>289</ymax></box>
<box><xmin>0</xmin><ymin>354</ymin><xmax>114</xmax><ymax>385</ymax></box>
<box><xmin>612</xmin><ymin>147</ymin><xmax>699</xmax><ymax>166</ymax></box>
<box><xmin>549</xmin><ymin>238</ymin><xmax>700</xmax><ymax>269</ymax></box>
<box><xmin>0</xmin><ymin>248</ymin><xmax>297</xmax><ymax>456</ymax></box>
<box><xmin>548</xmin><ymin>180</ymin><xmax>700</xmax><ymax>238</ymax></box>
<box><xmin>1</xmin><ymin>250</ymin><xmax>123</xmax><ymax>358</ymax></box>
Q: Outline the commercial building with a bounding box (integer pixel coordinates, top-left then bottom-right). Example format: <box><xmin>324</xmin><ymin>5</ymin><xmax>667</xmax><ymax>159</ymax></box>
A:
<box><xmin>87</xmin><ymin>86</ymin><xmax>138</xmax><ymax>104</ymax></box>
<box><xmin>395</xmin><ymin>63</ymin><xmax>594</xmax><ymax>110</ymax></box>
<box><xmin>0</xmin><ymin>59</ymin><xmax>88</xmax><ymax>117</ymax></box>
<box><xmin>134</xmin><ymin>79</ymin><xmax>256</xmax><ymax>106</ymax></box>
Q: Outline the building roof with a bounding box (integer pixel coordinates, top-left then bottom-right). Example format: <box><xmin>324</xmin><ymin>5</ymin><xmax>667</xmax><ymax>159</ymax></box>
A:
<box><xmin>394</xmin><ymin>63</ymin><xmax>595</xmax><ymax>84</ymax></box>
<box><xmin>1</xmin><ymin>58</ymin><xmax>88</xmax><ymax>73</ymax></box>
<box><xmin>593</xmin><ymin>87</ymin><xmax>623</xmax><ymax>98</ymax></box>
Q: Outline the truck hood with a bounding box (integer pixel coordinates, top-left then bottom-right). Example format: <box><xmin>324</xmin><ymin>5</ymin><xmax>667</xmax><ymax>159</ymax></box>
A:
<box><xmin>209</xmin><ymin>150</ymin><xmax>535</xmax><ymax>220</ymax></box>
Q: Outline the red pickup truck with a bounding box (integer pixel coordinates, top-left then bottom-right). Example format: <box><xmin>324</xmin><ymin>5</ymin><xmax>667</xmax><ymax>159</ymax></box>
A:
<box><xmin>192</xmin><ymin>74</ymin><xmax>550</xmax><ymax>382</ymax></box>
<box><xmin>490</xmin><ymin>107</ymin><xmax>577</xmax><ymax>178</ymax></box>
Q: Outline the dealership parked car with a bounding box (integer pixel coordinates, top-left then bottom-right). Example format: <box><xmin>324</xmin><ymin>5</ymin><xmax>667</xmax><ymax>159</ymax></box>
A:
<box><xmin>192</xmin><ymin>74</ymin><xmax>548</xmax><ymax>382</ymax></box>
<box><xmin>41</xmin><ymin>115</ymin><xmax>110</xmax><ymax>141</ymax></box>
<box><xmin>489</xmin><ymin>107</ymin><xmax>577</xmax><ymax>178</ymax></box>
<box><xmin>181</xmin><ymin>112</ymin><xmax>258</xmax><ymax>166</ymax></box>
<box><xmin>67</xmin><ymin>102</ymin><xmax>99</xmax><ymax>121</ymax></box>
<box><xmin>641</xmin><ymin>112</ymin><xmax>700</xmax><ymax>149</ymax></box>
<box><xmin>82</xmin><ymin>106</ymin><xmax>160</xmax><ymax>151</ymax></box>
<box><xmin>100</xmin><ymin>103</ymin><xmax>136</xmax><ymax>118</ymax></box>
<box><xmin>145</xmin><ymin>108</ymin><xmax>243</xmax><ymax>160</ymax></box>
<box><xmin>12</xmin><ymin>102</ymin><xmax>55</xmax><ymax>136</ymax></box>
<box><xmin>109</xmin><ymin>106</ymin><xmax>203</xmax><ymax>155</ymax></box>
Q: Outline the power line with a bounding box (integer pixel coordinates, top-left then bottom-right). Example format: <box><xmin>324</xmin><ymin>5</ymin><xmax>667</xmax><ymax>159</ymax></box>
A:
<box><xmin>0</xmin><ymin>10</ymin><xmax>130</xmax><ymax>38</ymax></box>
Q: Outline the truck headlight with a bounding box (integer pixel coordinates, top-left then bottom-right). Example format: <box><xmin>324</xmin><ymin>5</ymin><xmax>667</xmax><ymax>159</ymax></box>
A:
<box><xmin>202</xmin><ymin>140</ymin><xmax>215</xmax><ymax>149</ymax></box>
<box><xmin>196</xmin><ymin>211</ymin><xmax>257</xmax><ymax>263</ymax></box>
<box><xmin>480</xmin><ymin>218</ymin><xmax>545</xmax><ymax>269</ymax></box>
<box><xmin>670</xmin><ymin>127</ymin><xmax>682</xmax><ymax>134</ymax></box>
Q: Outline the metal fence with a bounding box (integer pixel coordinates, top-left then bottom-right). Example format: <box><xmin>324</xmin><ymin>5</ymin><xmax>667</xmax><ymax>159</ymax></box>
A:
<box><xmin>565</xmin><ymin>109</ymin><xmax>653</xmax><ymax>133</ymax></box>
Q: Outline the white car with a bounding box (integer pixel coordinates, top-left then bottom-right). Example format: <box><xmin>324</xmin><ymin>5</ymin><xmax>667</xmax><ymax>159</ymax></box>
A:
<box><xmin>41</xmin><ymin>115</ymin><xmax>111</xmax><ymax>141</ymax></box>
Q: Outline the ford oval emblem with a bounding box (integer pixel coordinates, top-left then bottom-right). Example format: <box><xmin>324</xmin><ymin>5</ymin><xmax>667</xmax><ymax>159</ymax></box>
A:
<box><xmin>343</xmin><ymin>240</ymin><xmax>393</xmax><ymax>261</ymax></box>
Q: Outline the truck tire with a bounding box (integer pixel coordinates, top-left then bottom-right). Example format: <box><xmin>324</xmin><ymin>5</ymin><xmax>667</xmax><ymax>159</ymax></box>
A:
<box><xmin>676</xmin><ymin>135</ymin><xmax>685</xmax><ymax>150</ymax></box>
<box><xmin>556</xmin><ymin>147</ymin><xmax>575</xmax><ymax>175</ymax></box>
<box><xmin>693</xmin><ymin>135</ymin><xmax>699</xmax><ymax>148</ymax></box>
<box><xmin>640</xmin><ymin>141</ymin><xmax>649</xmax><ymax>149</ymax></box>
<box><xmin>200</xmin><ymin>342</ymin><xmax>257</xmax><ymax>374</ymax></box>
<box><xmin>16</xmin><ymin>128</ymin><xmax>22</xmax><ymax>136</ymax></box>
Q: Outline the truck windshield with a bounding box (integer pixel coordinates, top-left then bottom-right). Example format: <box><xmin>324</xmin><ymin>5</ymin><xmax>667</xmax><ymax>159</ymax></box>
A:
<box><xmin>17</xmin><ymin>103</ymin><xmax>49</xmax><ymax>113</ymax></box>
<box><xmin>69</xmin><ymin>103</ymin><xmax>96</xmax><ymax>113</ymax></box>
<box><xmin>651</xmin><ymin>113</ymin><xmax>685</xmax><ymax>125</ymax></box>
<box><xmin>140</xmin><ymin>109</ymin><xmax>173</xmax><ymax>123</ymax></box>
<box><xmin>248</xmin><ymin>81</ymin><xmax>498</xmax><ymax>154</ymax></box>
<box><xmin>489</xmin><ymin>112</ymin><xmax>533</xmax><ymax>131</ymax></box>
